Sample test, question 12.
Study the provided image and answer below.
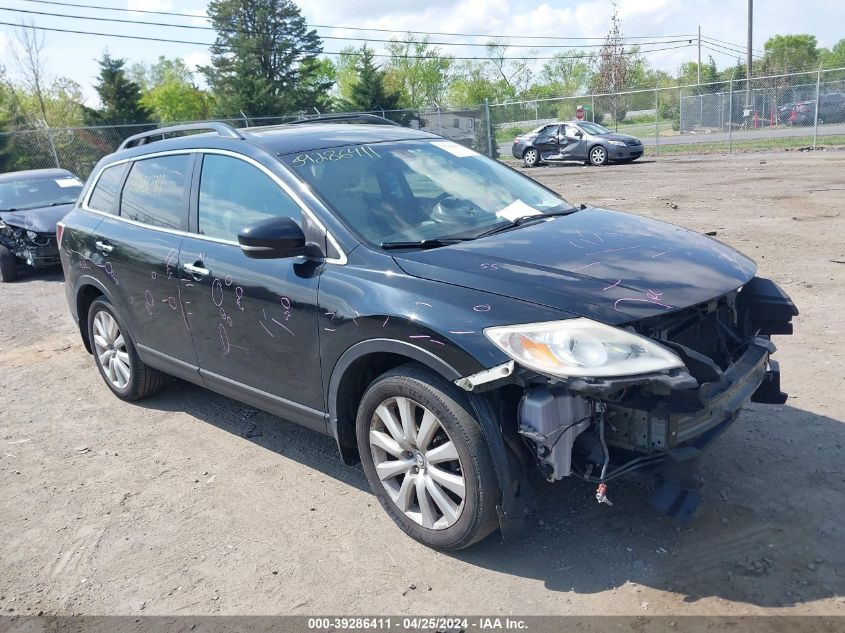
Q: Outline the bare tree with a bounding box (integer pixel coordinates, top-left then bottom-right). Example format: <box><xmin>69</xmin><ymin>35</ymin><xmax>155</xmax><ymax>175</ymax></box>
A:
<box><xmin>595</xmin><ymin>3</ymin><xmax>630</xmax><ymax>126</ymax></box>
<box><xmin>10</xmin><ymin>20</ymin><xmax>51</xmax><ymax>126</ymax></box>
<box><xmin>485</xmin><ymin>39</ymin><xmax>535</xmax><ymax>98</ymax></box>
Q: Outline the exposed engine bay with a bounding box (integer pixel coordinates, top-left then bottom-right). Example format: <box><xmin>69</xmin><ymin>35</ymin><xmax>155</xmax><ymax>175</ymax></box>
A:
<box><xmin>0</xmin><ymin>219</ymin><xmax>61</xmax><ymax>268</ymax></box>
<box><xmin>501</xmin><ymin>276</ymin><xmax>797</xmax><ymax>521</ymax></box>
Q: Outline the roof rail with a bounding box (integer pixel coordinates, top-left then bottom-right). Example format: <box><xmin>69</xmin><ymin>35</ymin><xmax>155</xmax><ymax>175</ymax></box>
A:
<box><xmin>118</xmin><ymin>122</ymin><xmax>244</xmax><ymax>150</ymax></box>
<box><xmin>284</xmin><ymin>113</ymin><xmax>402</xmax><ymax>127</ymax></box>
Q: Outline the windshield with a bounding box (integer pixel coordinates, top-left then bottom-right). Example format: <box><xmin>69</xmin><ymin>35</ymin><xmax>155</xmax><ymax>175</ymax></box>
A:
<box><xmin>282</xmin><ymin>140</ymin><xmax>570</xmax><ymax>246</ymax></box>
<box><xmin>576</xmin><ymin>122</ymin><xmax>612</xmax><ymax>135</ymax></box>
<box><xmin>0</xmin><ymin>175</ymin><xmax>83</xmax><ymax>212</ymax></box>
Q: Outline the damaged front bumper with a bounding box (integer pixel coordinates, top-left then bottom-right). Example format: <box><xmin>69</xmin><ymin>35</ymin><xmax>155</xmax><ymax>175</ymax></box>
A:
<box><xmin>0</xmin><ymin>223</ymin><xmax>60</xmax><ymax>268</ymax></box>
<box><xmin>462</xmin><ymin>277</ymin><xmax>797</xmax><ymax>527</ymax></box>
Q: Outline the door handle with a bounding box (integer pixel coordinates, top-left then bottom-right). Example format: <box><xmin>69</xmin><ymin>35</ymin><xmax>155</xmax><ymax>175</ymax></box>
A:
<box><xmin>95</xmin><ymin>240</ymin><xmax>114</xmax><ymax>253</ymax></box>
<box><xmin>183</xmin><ymin>262</ymin><xmax>209</xmax><ymax>277</ymax></box>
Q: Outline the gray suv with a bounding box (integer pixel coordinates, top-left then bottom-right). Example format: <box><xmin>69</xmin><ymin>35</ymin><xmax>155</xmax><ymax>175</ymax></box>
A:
<box><xmin>512</xmin><ymin>121</ymin><xmax>643</xmax><ymax>167</ymax></box>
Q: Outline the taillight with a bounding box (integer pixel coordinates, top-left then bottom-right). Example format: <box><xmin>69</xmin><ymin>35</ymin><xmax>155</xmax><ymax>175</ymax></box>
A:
<box><xmin>514</xmin><ymin>136</ymin><xmax>521</xmax><ymax>142</ymax></box>
<box><xmin>56</xmin><ymin>223</ymin><xmax>64</xmax><ymax>247</ymax></box>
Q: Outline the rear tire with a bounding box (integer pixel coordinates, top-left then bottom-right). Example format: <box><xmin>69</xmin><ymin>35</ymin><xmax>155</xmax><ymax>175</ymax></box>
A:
<box><xmin>87</xmin><ymin>297</ymin><xmax>165</xmax><ymax>401</ymax></box>
<box><xmin>0</xmin><ymin>244</ymin><xmax>17</xmax><ymax>282</ymax></box>
<box><xmin>356</xmin><ymin>364</ymin><xmax>500</xmax><ymax>550</ymax></box>
<box><xmin>522</xmin><ymin>147</ymin><xmax>540</xmax><ymax>167</ymax></box>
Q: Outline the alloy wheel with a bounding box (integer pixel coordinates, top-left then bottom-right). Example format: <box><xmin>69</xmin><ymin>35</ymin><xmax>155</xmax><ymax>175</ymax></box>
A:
<box><xmin>524</xmin><ymin>148</ymin><xmax>538</xmax><ymax>166</ymax></box>
<box><xmin>368</xmin><ymin>397</ymin><xmax>466</xmax><ymax>530</ymax></box>
<box><xmin>92</xmin><ymin>310</ymin><xmax>131</xmax><ymax>389</ymax></box>
<box><xmin>591</xmin><ymin>146</ymin><xmax>607</xmax><ymax>165</ymax></box>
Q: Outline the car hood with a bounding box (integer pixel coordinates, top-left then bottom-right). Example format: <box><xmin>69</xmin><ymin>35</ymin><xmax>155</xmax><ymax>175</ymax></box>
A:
<box><xmin>0</xmin><ymin>203</ymin><xmax>73</xmax><ymax>233</ymax></box>
<box><xmin>391</xmin><ymin>207</ymin><xmax>756</xmax><ymax>324</ymax></box>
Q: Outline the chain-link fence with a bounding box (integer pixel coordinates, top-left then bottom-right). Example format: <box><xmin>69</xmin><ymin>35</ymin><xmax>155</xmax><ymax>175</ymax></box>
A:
<box><xmin>0</xmin><ymin>107</ymin><xmax>487</xmax><ymax>178</ymax></box>
<box><xmin>2</xmin><ymin>67</ymin><xmax>844</xmax><ymax>177</ymax></box>
<box><xmin>488</xmin><ymin>67</ymin><xmax>845</xmax><ymax>160</ymax></box>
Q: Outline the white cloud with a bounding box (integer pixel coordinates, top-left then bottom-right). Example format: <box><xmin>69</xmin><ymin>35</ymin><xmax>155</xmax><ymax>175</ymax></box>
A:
<box><xmin>183</xmin><ymin>50</ymin><xmax>211</xmax><ymax>72</ymax></box>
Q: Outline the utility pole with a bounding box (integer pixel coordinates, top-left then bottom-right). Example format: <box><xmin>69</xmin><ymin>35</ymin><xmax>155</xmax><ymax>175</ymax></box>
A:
<box><xmin>746</xmin><ymin>0</ymin><xmax>753</xmax><ymax>107</ymax></box>
<box><xmin>697</xmin><ymin>25</ymin><xmax>701</xmax><ymax>85</ymax></box>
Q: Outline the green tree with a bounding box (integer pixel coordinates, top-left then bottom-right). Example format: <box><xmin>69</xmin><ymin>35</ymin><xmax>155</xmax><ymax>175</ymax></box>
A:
<box><xmin>447</xmin><ymin>61</ymin><xmax>512</xmax><ymax>107</ymax></box>
<box><xmin>86</xmin><ymin>53</ymin><xmax>151</xmax><ymax>125</ymax></box>
<box><xmin>130</xmin><ymin>57</ymin><xmax>211</xmax><ymax>123</ymax></box>
<box><xmin>762</xmin><ymin>34</ymin><xmax>820</xmax><ymax>73</ymax></box>
<box><xmin>384</xmin><ymin>35</ymin><xmax>453</xmax><ymax>108</ymax></box>
<box><xmin>201</xmin><ymin>0</ymin><xmax>330</xmax><ymax>117</ymax></box>
<box><xmin>130</xmin><ymin>57</ymin><xmax>194</xmax><ymax>89</ymax></box>
<box><xmin>333</xmin><ymin>46</ymin><xmax>363</xmax><ymax>104</ymax></box>
<box><xmin>343</xmin><ymin>46</ymin><xmax>403</xmax><ymax>115</ymax></box>
<box><xmin>522</xmin><ymin>50</ymin><xmax>592</xmax><ymax>99</ymax></box>
<box><xmin>821</xmin><ymin>39</ymin><xmax>845</xmax><ymax>70</ymax></box>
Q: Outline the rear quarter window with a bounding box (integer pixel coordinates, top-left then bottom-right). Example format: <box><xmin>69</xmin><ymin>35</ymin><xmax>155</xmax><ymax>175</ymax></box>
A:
<box><xmin>120</xmin><ymin>155</ymin><xmax>190</xmax><ymax>230</ymax></box>
<box><xmin>87</xmin><ymin>164</ymin><xmax>127</xmax><ymax>214</ymax></box>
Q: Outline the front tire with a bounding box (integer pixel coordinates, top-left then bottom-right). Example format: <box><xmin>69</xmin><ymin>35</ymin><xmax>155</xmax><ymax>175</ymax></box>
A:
<box><xmin>356</xmin><ymin>365</ymin><xmax>500</xmax><ymax>550</ymax></box>
<box><xmin>87</xmin><ymin>297</ymin><xmax>165</xmax><ymax>401</ymax></box>
<box><xmin>0</xmin><ymin>244</ymin><xmax>17</xmax><ymax>282</ymax></box>
<box><xmin>522</xmin><ymin>147</ymin><xmax>540</xmax><ymax>167</ymax></box>
<box><xmin>589</xmin><ymin>145</ymin><xmax>608</xmax><ymax>166</ymax></box>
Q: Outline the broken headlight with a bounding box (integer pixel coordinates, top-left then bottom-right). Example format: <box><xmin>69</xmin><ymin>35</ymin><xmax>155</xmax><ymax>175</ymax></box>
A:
<box><xmin>484</xmin><ymin>318</ymin><xmax>684</xmax><ymax>378</ymax></box>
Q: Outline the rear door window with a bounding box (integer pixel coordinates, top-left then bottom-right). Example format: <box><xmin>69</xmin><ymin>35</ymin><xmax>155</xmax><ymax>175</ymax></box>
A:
<box><xmin>120</xmin><ymin>155</ymin><xmax>190</xmax><ymax>230</ymax></box>
<box><xmin>87</xmin><ymin>164</ymin><xmax>126</xmax><ymax>214</ymax></box>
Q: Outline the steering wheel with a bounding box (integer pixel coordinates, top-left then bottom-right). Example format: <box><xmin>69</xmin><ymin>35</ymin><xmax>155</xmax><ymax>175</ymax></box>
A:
<box><xmin>430</xmin><ymin>192</ymin><xmax>480</xmax><ymax>224</ymax></box>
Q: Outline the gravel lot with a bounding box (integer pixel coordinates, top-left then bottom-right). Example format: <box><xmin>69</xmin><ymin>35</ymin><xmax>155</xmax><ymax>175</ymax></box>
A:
<box><xmin>1</xmin><ymin>150</ymin><xmax>844</xmax><ymax>617</ymax></box>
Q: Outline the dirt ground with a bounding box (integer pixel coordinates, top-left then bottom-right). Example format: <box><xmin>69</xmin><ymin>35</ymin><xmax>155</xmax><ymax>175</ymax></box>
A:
<box><xmin>1</xmin><ymin>150</ymin><xmax>844</xmax><ymax>617</ymax></box>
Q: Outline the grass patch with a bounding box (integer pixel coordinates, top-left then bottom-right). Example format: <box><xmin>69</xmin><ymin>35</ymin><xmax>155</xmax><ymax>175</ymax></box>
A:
<box><xmin>645</xmin><ymin>135</ymin><xmax>845</xmax><ymax>155</ymax></box>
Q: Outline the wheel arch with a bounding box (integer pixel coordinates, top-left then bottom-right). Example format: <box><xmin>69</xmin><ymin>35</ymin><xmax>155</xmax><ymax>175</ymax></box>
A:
<box><xmin>73</xmin><ymin>276</ymin><xmax>123</xmax><ymax>354</ymax></box>
<box><xmin>328</xmin><ymin>338</ymin><xmax>462</xmax><ymax>465</ymax></box>
<box><xmin>327</xmin><ymin>339</ymin><xmax>530</xmax><ymax>540</ymax></box>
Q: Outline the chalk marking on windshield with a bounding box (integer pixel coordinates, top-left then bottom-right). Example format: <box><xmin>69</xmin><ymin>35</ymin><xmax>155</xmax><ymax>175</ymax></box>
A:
<box><xmin>572</xmin><ymin>262</ymin><xmax>600</xmax><ymax>271</ymax></box>
<box><xmin>651</xmin><ymin>250</ymin><xmax>670</xmax><ymax>258</ymax></box>
<box><xmin>473</xmin><ymin>304</ymin><xmax>491</xmax><ymax>312</ymax></box>
<box><xmin>291</xmin><ymin>145</ymin><xmax>381</xmax><ymax>167</ymax></box>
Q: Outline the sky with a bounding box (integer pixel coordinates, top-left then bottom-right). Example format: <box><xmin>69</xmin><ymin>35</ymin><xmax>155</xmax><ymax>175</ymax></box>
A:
<box><xmin>1</xmin><ymin>0</ymin><xmax>843</xmax><ymax>106</ymax></box>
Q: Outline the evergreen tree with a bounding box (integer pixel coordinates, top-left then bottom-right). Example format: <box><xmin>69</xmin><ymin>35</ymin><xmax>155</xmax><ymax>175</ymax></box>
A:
<box><xmin>201</xmin><ymin>0</ymin><xmax>330</xmax><ymax>117</ymax></box>
<box><xmin>86</xmin><ymin>53</ymin><xmax>150</xmax><ymax>125</ymax></box>
<box><xmin>344</xmin><ymin>46</ymin><xmax>403</xmax><ymax>116</ymax></box>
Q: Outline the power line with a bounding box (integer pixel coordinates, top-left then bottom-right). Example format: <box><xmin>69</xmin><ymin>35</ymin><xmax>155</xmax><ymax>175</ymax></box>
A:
<box><xmin>17</xmin><ymin>0</ymin><xmax>696</xmax><ymax>43</ymax></box>
<box><xmin>0</xmin><ymin>7</ymin><xmax>695</xmax><ymax>50</ymax></box>
<box><xmin>704</xmin><ymin>34</ymin><xmax>764</xmax><ymax>56</ymax></box>
<box><xmin>0</xmin><ymin>19</ymin><xmax>695</xmax><ymax>61</ymax></box>
<box><xmin>701</xmin><ymin>38</ymin><xmax>763</xmax><ymax>60</ymax></box>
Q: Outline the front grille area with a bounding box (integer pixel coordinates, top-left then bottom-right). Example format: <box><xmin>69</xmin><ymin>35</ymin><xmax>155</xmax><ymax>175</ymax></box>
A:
<box><xmin>635</xmin><ymin>291</ymin><xmax>742</xmax><ymax>372</ymax></box>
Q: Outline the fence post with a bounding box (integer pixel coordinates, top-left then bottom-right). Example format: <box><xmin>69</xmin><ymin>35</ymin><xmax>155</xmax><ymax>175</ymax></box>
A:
<box><xmin>654</xmin><ymin>85</ymin><xmax>659</xmax><ymax>156</ymax></box>
<box><xmin>43</xmin><ymin>121</ymin><xmax>60</xmax><ymax>169</ymax></box>
<box><xmin>484</xmin><ymin>99</ymin><xmax>493</xmax><ymax>158</ymax></box>
<box><xmin>728</xmin><ymin>79</ymin><xmax>733</xmax><ymax>153</ymax></box>
<box><xmin>534</xmin><ymin>101</ymin><xmax>538</xmax><ymax>124</ymax></box>
<box><xmin>813</xmin><ymin>65</ymin><xmax>821</xmax><ymax>149</ymax></box>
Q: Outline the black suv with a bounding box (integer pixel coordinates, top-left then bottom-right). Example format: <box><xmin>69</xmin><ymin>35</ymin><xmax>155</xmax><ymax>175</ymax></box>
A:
<box><xmin>59</xmin><ymin>116</ymin><xmax>796</xmax><ymax>550</ymax></box>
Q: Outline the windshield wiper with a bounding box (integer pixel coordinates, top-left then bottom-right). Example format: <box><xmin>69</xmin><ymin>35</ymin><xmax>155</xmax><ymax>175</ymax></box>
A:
<box><xmin>470</xmin><ymin>207</ymin><xmax>580</xmax><ymax>239</ymax></box>
<box><xmin>380</xmin><ymin>237</ymin><xmax>472</xmax><ymax>250</ymax></box>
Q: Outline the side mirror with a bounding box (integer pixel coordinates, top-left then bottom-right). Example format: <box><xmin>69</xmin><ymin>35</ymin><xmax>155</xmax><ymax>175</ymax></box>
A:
<box><xmin>574</xmin><ymin>130</ymin><xmax>584</xmax><ymax>138</ymax></box>
<box><xmin>238</xmin><ymin>216</ymin><xmax>306</xmax><ymax>259</ymax></box>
